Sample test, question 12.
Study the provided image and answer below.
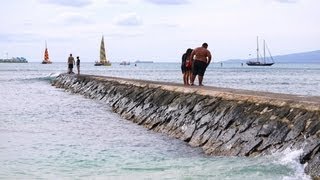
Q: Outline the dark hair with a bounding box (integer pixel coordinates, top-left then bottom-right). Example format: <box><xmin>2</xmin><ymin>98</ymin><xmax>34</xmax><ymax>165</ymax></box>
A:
<box><xmin>77</xmin><ymin>56</ymin><xmax>79</xmax><ymax>59</ymax></box>
<box><xmin>202</xmin><ymin>43</ymin><xmax>208</xmax><ymax>48</ymax></box>
<box><xmin>186</xmin><ymin>48</ymin><xmax>193</xmax><ymax>56</ymax></box>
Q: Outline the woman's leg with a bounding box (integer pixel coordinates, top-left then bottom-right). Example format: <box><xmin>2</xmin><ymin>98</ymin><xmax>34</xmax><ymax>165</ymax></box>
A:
<box><xmin>183</xmin><ymin>73</ymin><xmax>187</xmax><ymax>85</ymax></box>
<box><xmin>186</xmin><ymin>71</ymin><xmax>191</xmax><ymax>85</ymax></box>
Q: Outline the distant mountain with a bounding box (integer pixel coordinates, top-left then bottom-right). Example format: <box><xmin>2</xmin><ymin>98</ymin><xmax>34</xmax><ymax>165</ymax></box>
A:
<box><xmin>223</xmin><ymin>50</ymin><xmax>320</xmax><ymax>63</ymax></box>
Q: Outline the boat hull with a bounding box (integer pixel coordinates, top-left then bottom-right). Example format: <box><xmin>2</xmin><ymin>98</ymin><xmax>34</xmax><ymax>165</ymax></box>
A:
<box><xmin>94</xmin><ymin>62</ymin><xmax>111</xmax><ymax>66</ymax></box>
<box><xmin>246</xmin><ymin>61</ymin><xmax>274</xmax><ymax>66</ymax></box>
<box><xmin>41</xmin><ymin>61</ymin><xmax>52</xmax><ymax>64</ymax></box>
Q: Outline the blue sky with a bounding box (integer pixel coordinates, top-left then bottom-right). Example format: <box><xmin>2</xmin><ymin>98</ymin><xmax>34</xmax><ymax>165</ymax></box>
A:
<box><xmin>0</xmin><ymin>0</ymin><xmax>319</xmax><ymax>62</ymax></box>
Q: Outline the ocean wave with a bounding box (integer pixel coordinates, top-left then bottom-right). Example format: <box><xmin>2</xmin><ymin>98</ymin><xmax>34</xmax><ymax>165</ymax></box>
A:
<box><xmin>272</xmin><ymin>148</ymin><xmax>311</xmax><ymax>180</ymax></box>
<box><xmin>1</xmin><ymin>72</ymin><xmax>63</xmax><ymax>82</ymax></box>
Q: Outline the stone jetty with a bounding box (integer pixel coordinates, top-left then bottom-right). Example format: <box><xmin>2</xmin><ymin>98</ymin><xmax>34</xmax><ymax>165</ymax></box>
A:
<box><xmin>52</xmin><ymin>74</ymin><xmax>320</xmax><ymax>178</ymax></box>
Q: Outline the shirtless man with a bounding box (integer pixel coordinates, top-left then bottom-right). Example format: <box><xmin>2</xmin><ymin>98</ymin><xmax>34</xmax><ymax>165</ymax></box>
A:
<box><xmin>67</xmin><ymin>54</ymin><xmax>75</xmax><ymax>74</ymax></box>
<box><xmin>190</xmin><ymin>43</ymin><xmax>212</xmax><ymax>86</ymax></box>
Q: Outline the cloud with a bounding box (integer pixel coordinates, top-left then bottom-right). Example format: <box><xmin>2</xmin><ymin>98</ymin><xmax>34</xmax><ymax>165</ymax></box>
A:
<box><xmin>274</xmin><ymin>0</ymin><xmax>298</xmax><ymax>3</ymax></box>
<box><xmin>106</xmin><ymin>32</ymin><xmax>143</xmax><ymax>38</ymax></box>
<box><xmin>106</xmin><ymin>0</ymin><xmax>130</xmax><ymax>4</ymax></box>
<box><xmin>144</xmin><ymin>0</ymin><xmax>189</xmax><ymax>5</ymax></box>
<box><xmin>55</xmin><ymin>13</ymin><xmax>94</xmax><ymax>25</ymax></box>
<box><xmin>39</xmin><ymin>0</ymin><xmax>92</xmax><ymax>7</ymax></box>
<box><xmin>113</xmin><ymin>13</ymin><xmax>143</xmax><ymax>26</ymax></box>
<box><xmin>154</xmin><ymin>21</ymin><xmax>179</xmax><ymax>28</ymax></box>
<box><xmin>0</xmin><ymin>32</ymin><xmax>41</xmax><ymax>43</ymax></box>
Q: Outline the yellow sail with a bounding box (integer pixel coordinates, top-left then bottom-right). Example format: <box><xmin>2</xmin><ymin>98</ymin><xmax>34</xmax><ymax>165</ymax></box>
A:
<box><xmin>100</xmin><ymin>36</ymin><xmax>107</xmax><ymax>63</ymax></box>
<box><xmin>95</xmin><ymin>36</ymin><xmax>111</xmax><ymax>66</ymax></box>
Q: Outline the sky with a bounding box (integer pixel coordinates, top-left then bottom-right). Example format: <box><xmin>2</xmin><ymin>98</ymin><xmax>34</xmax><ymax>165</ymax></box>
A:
<box><xmin>0</xmin><ymin>0</ymin><xmax>319</xmax><ymax>62</ymax></box>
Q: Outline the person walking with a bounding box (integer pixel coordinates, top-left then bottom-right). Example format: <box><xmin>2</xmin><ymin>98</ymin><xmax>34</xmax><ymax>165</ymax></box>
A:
<box><xmin>181</xmin><ymin>48</ymin><xmax>193</xmax><ymax>85</ymax></box>
<box><xmin>67</xmin><ymin>54</ymin><xmax>75</xmax><ymax>74</ymax></box>
<box><xmin>190</xmin><ymin>43</ymin><xmax>212</xmax><ymax>86</ymax></box>
<box><xmin>76</xmin><ymin>56</ymin><xmax>80</xmax><ymax>75</ymax></box>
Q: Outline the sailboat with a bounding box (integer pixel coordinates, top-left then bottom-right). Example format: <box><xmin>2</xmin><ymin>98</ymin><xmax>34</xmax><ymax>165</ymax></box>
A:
<box><xmin>94</xmin><ymin>36</ymin><xmax>111</xmax><ymax>66</ymax></box>
<box><xmin>41</xmin><ymin>41</ymin><xmax>52</xmax><ymax>64</ymax></box>
<box><xmin>246</xmin><ymin>36</ymin><xmax>274</xmax><ymax>66</ymax></box>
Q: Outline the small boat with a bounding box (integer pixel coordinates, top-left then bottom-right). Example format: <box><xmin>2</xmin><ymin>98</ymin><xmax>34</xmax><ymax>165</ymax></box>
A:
<box><xmin>42</xmin><ymin>41</ymin><xmax>52</xmax><ymax>64</ymax></box>
<box><xmin>120</xmin><ymin>61</ymin><xmax>130</xmax><ymax>65</ymax></box>
<box><xmin>246</xmin><ymin>36</ymin><xmax>274</xmax><ymax>66</ymax></box>
<box><xmin>94</xmin><ymin>36</ymin><xmax>111</xmax><ymax>66</ymax></box>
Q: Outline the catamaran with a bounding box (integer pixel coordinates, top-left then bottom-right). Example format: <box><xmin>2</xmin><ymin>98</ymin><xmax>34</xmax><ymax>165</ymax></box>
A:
<box><xmin>41</xmin><ymin>41</ymin><xmax>52</xmax><ymax>64</ymax></box>
<box><xmin>246</xmin><ymin>36</ymin><xmax>274</xmax><ymax>66</ymax></box>
<box><xmin>95</xmin><ymin>36</ymin><xmax>111</xmax><ymax>66</ymax></box>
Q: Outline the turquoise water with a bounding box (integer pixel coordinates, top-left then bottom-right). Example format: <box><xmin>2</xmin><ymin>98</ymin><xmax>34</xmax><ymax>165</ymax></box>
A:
<box><xmin>0</xmin><ymin>62</ymin><xmax>317</xmax><ymax>179</ymax></box>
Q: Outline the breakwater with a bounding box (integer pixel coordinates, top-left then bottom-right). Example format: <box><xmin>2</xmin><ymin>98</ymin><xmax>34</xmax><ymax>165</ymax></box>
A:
<box><xmin>52</xmin><ymin>74</ymin><xmax>320</xmax><ymax>178</ymax></box>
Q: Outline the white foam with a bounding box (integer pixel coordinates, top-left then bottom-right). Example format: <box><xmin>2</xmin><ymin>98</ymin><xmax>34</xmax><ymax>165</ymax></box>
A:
<box><xmin>48</xmin><ymin>72</ymin><xmax>61</xmax><ymax>78</ymax></box>
<box><xmin>272</xmin><ymin>148</ymin><xmax>311</xmax><ymax>180</ymax></box>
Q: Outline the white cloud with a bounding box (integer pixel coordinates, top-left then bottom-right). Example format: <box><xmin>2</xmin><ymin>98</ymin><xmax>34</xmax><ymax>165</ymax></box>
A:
<box><xmin>145</xmin><ymin>0</ymin><xmax>189</xmax><ymax>5</ymax></box>
<box><xmin>39</xmin><ymin>0</ymin><xmax>92</xmax><ymax>7</ymax></box>
<box><xmin>273</xmin><ymin>0</ymin><xmax>298</xmax><ymax>3</ymax></box>
<box><xmin>105</xmin><ymin>0</ymin><xmax>130</xmax><ymax>4</ymax></box>
<box><xmin>114</xmin><ymin>13</ymin><xmax>143</xmax><ymax>26</ymax></box>
<box><xmin>54</xmin><ymin>12</ymin><xmax>94</xmax><ymax>25</ymax></box>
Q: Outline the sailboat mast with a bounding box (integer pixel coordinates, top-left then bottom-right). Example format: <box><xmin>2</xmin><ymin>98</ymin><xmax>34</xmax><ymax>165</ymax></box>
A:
<box><xmin>263</xmin><ymin>39</ymin><xmax>266</xmax><ymax>63</ymax></box>
<box><xmin>256</xmin><ymin>36</ymin><xmax>259</xmax><ymax>62</ymax></box>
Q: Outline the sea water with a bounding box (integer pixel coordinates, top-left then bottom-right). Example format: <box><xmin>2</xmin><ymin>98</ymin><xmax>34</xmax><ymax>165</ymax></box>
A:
<box><xmin>0</xmin><ymin>62</ymin><xmax>318</xmax><ymax>179</ymax></box>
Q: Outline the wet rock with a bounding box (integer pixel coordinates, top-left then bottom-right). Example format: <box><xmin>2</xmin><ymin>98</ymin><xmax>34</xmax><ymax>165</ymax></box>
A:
<box><xmin>189</xmin><ymin>126</ymin><xmax>208</xmax><ymax>147</ymax></box>
<box><xmin>305</xmin><ymin>152</ymin><xmax>320</xmax><ymax>178</ymax></box>
<box><xmin>258</xmin><ymin>124</ymin><xmax>290</xmax><ymax>151</ymax></box>
<box><xmin>285</xmin><ymin>114</ymin><xmax>307</xmax><ymax>141</ymax></box>
<box><xmin>240</xmin><ymin>138</ymin><xmax>263</xmax><ymax>156</ymax></box>
<box><xmin>300</xmin><ymin>135</ymin><xmax>320</xmax><ymax>164</ymax></box>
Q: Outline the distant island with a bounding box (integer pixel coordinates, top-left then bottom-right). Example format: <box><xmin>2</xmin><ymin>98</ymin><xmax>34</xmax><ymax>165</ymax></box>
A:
<box><xmin>0</xmin><ymin>57</ymin><xmax>28</xmax><ymax>63</ymax></box>
<box><xmin>134</xmin><ymin>60</ymin><xmax>154</xmax><ymax>63</ymax></box>
<box><xmin>222</xmin><ymin>50</ymin><xmax>320</xmax><ymax>64</ymax></box>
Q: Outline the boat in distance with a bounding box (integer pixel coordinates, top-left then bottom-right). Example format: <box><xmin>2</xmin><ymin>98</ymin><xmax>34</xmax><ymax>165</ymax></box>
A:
<box><xmin>94</xmin><ymin>36</ymin><xmax>111</xmax><ymax>66</ymax></box>
<box><xmin>41</xmin><ymin>41</ymin><xmax>52</xmax><ymax>64</ymax></box>
<box><xmin>246</xmin><ymin>36</ymin><xmax>275</xmax><ymax>66</ymax></box>
<box><xmin>120</xmin><ymin>61</ymin><xmax>130</xmax><ymax>65</ymax></box>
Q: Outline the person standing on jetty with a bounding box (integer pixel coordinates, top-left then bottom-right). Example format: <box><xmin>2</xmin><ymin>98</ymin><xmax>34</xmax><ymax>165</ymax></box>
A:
<box><xmin>190</xmin><ymin>43</ymin><xmax>212</xmax><ymax>86</ymax></box>
<box><xmin>76</xmin><ymin>56</ymin><xmax>80</xmax><ymax>75</ymax></box>
<box><xmin>67</xmin><ymin>54</ymin><xmax>75</xmax><ymax>74</ymax></box>
<box><xmin>181</xmin><ymin>48</ymin><xmax>193</xmax><ymax>85</ymax></box>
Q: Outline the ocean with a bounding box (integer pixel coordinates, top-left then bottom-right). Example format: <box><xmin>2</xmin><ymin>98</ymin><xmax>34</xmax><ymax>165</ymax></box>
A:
<box><xmin>0</xmin><ymin>62</ymin><xmax>318</xmax><ymax>179</ymax></box>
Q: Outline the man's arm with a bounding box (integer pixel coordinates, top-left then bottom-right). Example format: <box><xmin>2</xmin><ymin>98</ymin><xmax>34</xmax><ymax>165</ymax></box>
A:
<box><xmin>207</xmin><ymin>51</ymin><xmax>212</xmax><ymax>64</ymax></box>
<box><xmin>190</xmin><ymin>49</ymin><xmax>196</xmax><ymax>61</ymax></box>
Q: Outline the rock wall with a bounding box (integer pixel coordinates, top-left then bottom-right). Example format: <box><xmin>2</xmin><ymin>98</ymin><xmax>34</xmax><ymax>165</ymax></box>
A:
<box><xmin>52</xmin><ymin>74</ymin><xmax>320</xmax><ymax>178</ymax></box>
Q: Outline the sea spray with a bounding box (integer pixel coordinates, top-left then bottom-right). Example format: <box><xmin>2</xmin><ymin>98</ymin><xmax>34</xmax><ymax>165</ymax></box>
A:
<box><xmin>273</xmin><ymin>148</ymin><xmax>310</xmax><ymax>180</ymax></box>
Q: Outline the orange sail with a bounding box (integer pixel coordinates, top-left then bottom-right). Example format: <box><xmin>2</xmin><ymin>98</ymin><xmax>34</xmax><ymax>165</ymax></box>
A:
<box><xmin>44</xmin><ymin>48</ymin><xmax>49</xmax><ymax>61</ymax></box>
<box><xmin>42</xmin><ymin>41</ymin><xmax>52</xmax><ymax>64</ymax></box>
